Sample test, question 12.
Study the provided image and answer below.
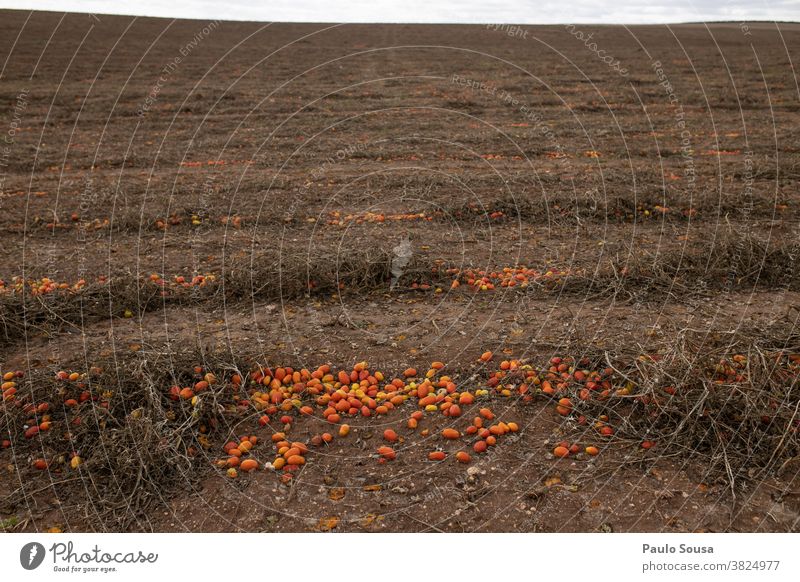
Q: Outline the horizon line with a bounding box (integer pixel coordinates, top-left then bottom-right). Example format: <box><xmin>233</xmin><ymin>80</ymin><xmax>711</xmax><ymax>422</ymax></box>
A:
<box><xmin>1</xmin><ymin>7</ymin><xmax>798</xmax><ymax>26</ymax></box>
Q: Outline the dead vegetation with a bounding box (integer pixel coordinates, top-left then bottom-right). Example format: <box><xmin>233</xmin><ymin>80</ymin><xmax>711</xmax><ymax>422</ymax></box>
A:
<box><xmin>1</xmin><ymin>322</ymin><xmax>798</xmax><ymax>531</ymax></box>
<box><xmin>2</xmin><ymin>229</ymin><xmax>798</xmax><ymax>350</ymax></box>
<box><xmin>580</xmin><ymin>325</ymin><xmax>800</xmax><ymax>487</ymax></box>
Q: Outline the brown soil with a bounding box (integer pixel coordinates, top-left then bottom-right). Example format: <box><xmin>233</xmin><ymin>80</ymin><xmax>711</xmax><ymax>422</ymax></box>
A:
<box><xmin>0</xmin><ymin>12</ymin><xmax>799</xmax><ymax>532</ymax></box>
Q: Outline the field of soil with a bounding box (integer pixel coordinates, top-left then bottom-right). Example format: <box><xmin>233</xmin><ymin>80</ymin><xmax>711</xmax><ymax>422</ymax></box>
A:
<box><xmin>1</xmin><ymin>11</ymin><xmax>799</xmax><ymax>532</ymax></box>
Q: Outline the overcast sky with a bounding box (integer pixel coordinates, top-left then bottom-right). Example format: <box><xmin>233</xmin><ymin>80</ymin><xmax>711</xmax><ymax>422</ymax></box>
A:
<box><xmin>1</xmin><ymin>0</ymin><xmax>798</xmax><ymax>23</ymax></box>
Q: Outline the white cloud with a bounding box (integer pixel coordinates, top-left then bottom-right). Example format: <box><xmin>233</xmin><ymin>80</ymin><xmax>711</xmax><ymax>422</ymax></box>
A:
<box><xmin>0</xmin><ymin>0</ymin><xmax>797</xmax><ymax>23</ymax></box>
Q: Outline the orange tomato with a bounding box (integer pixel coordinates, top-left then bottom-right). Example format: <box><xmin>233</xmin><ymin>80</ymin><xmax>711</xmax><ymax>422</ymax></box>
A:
<box><xmin>377</xmin><ymin>446</ymin><xmax>396</xmax><ymax>461</ymax></box>
<box><xmin>240</xmin><ymin>459</ymin><xmax>259</xmax><ymax>472</ymax></box>
<box><xmin>553</xmin><ymin>446</ymin><xmax>570</xmax><ymax>458</ymax></box>
<box><xmin>442</xmin><ymin>428</ymin><xmax>460</xmax><ymax>440</ymax></box>
<box><xmin>287</xmin><ymin>455</ymin><xmax>305</xmax><ymax>465</ymax></box>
